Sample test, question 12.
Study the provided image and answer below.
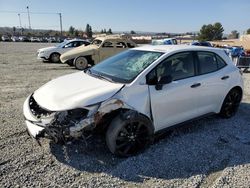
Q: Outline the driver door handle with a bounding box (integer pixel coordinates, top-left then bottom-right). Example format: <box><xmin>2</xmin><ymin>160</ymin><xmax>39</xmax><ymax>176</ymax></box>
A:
<box><xmin>190</xmin><ymin>83</ymin><xmax>201</xmax><ymax>88</ymax></box>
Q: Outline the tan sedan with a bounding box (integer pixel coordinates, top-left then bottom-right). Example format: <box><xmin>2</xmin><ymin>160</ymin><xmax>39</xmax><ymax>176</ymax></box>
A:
<box><xmin>60</xmin><ymin>35</ymin><xmax>137</xmax><ymax>70</ymax></box>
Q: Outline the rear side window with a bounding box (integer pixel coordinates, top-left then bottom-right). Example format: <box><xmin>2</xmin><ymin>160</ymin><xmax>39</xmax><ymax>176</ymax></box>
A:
<box><xmin>116</xmin><ymin>42</ymin><xmax>126</xmax><ymax>48</ymax></box>
<box><xmin>197</xmin><ymin>52</ymin><xmax>226</xmax><ymax>75</ymax></box>
<box><xmin>216</xmin><ymin>55</ymin><xmax>227</xmax><ymax>69</ymax></box>
<box><xmin>102</xmin><ymin>41</ymin><xmax>114</xmax><ymax>48</ymax></box>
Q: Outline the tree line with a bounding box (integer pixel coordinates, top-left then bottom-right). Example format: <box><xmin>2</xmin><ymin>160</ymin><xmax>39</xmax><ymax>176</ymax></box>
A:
<box><xmin>198</xmin><ymin>22</ymin><xmax>250</xmax><ymax>41</ymax></box>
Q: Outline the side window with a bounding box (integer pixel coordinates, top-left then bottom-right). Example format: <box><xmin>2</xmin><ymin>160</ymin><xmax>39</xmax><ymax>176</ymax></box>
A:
<box><xmin>116</xmin><ymin>42</ymin><xmax>126</xmax><ymax>48</ymax></box>
<box><xmin>64</xmin><ymin>42</ymin><xmax>74</xmax><ymax>48</ymax></box>
<box><xmin>73</xmin><ymin>41</ymin><xmax>81</xmax><ymax>47</ymax></box>
<box><xmin>127</xmin><ymin>42</ymin><xmax>135</xmax><ymax>48</ymax></box>
<box><xmin>197</xmin><ymin>52</ymin><xmax>226</xmax><ymax>74</ymax></box>
<box><xmin>147</xmin><ymin>52</ymin><xmax>195</xmax><ymax>85</ymax></box>
<box><xmin>157</xmin><ymin>52</ymin><xmax>195</xmax><ymax>81</ymax></box>
<box><xmin>102</xmin><ymin>41</ymin><xmax>114</xmax><ymax>48</ymax></box>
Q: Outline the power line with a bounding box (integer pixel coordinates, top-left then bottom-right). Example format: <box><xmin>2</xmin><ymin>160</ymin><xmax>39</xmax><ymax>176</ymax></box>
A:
<box><xmin>0</xmin><ymin>10</ymin><xmax>60</xmax><ymax>15</ymax></box>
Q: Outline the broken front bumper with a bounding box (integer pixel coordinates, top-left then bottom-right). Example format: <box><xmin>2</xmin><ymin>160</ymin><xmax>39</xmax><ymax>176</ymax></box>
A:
<box><xmin>23</xmin><ymin>94</ymin><xmax>97</xmax><ymax>142</ymax></box>
<box><xmin>25</xmin><ymin>120</ymin><xmax>45</xmax><ymax>139</ymax></box>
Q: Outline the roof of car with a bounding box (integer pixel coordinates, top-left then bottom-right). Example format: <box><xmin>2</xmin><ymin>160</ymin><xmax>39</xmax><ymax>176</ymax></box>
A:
<box><xmin>68</xmin><ymin>38</ymin><xmax>88</xmax><ymax>42</ymax></box>
<box><xmin>133</xmin><ymin>44</ymin><xmax>223</xmax><ymax>54</ymax></box>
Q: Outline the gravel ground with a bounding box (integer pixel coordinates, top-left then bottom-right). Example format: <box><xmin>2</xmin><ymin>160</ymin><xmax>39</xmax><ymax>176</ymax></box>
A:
<box><xmin>0</xmin><ymin>42</ymin><xmax>250</xmax><ymax>188</ymax></box>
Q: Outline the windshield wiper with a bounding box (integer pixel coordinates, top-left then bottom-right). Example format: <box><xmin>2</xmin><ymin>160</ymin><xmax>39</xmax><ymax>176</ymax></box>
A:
<box><xmin>85</xmin><ymin>69</ymin><xmax>115</xmax><ymax>82</ymax></box>
<box><xmin>92</xmin><ymin>72</ymin><xmax>115</xmax><ymax>82</ymax></box>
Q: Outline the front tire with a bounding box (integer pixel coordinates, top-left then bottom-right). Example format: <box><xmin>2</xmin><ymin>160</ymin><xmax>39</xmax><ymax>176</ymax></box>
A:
<box><xmin>49</xmin><ymin>53</ymin><xmax>61</xmax><ymax>63</ymax></box>
<box><xmin>74</xmin><ymin>56</ymin><xmax>88</xmax><ymax>70</ymax></box>
<box><xmin>106</xmin><ymin>113</ymin><xmax>154</xmax><ymax>157</ymax></box>
<box><xmin>219</xmin><ymin>88</ymin><xmax>242</xmax><ymax>118</ymax></box>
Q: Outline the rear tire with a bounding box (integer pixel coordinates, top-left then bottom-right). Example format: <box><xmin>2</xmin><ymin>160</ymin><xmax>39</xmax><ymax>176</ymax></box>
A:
<box><xmin>74</xmin><ymin>56</ymin><xmax>88</xmax><ymax>70</ymax></box>
<box><xmin>219</xmin><ymin>88</ymin><xmax>242</xmax><ymax>118</ymax></box>
<box><xmin>106</xmin><ymin>112</ymin><xmax>154</xmax><ymax>157</ymax></box>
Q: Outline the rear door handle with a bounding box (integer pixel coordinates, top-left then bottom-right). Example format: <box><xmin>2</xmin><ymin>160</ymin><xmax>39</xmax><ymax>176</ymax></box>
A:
<box><xmin>190</xmin><ymin>83</ymin><xmax>201</xmax><ymax>88</ymax></box>
<box><xmin>221</xmin><ymin>75</ymin><xmax>229</xmax><ymax>80</ymax></box>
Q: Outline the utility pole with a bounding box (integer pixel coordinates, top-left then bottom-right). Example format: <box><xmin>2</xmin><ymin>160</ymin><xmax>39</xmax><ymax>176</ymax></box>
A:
<box><xmin>59</xmin><ymin>13</ymin><xmax>63</xmax><ymax>37</ymax></box>
<box><xmin>18</xmin><ymin>13</ymin><xmax>22</xmax><ymax>35</ymax></box>
<box><xmin>18</xmin><ymin>13</ymin><xmax>22</xmax><ymax>28</ymax></box>
<box><xmin>26</xmin><ymin>6</ymin><xmax>31</xmax><ymax>30</ymax></box>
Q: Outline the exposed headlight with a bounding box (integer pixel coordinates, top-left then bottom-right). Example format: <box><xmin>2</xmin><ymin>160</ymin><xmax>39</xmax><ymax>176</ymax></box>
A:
<box><xmin>39</xmin><ymin>51</ymin><xmax>45</xmax><ymax>54</ymax></box>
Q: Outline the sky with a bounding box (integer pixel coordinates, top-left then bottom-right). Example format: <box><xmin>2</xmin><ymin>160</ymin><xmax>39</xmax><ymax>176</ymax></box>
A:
<box><xmin>0</xmin><ymin>0</ymin><xmax>249</xmax><ymax>34</ymax></box>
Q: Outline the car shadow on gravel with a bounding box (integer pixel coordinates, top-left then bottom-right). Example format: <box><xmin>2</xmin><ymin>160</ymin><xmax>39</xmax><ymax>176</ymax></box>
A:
<box><xmin>49</xmin><ymin>103</ymin><xmax>250</xmax><ymax>183</ymax></box>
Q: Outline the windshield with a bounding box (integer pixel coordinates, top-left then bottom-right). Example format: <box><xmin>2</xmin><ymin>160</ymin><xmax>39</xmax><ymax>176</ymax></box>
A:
<box><xmin>91</xmin><ymin>39</ymin><xmax>103</xmax><ymax>46</ymax></box>
<box><xmin>89</xmin><ymin>50</ymin><xmax>163</xmax><ymax>83</ymax></box>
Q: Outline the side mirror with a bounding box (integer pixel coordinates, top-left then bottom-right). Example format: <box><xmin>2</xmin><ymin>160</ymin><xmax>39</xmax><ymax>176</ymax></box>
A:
<box><xmin>155</xmin><ymin>75</ymin><xmax>172</xmax><ymax>90</ymax></box>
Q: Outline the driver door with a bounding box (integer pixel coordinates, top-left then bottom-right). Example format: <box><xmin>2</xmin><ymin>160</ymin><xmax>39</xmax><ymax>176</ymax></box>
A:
<box><xmin>148</xmin><ymin>51</ymin><xmax>201</xmax><ymax>131</ymax></box>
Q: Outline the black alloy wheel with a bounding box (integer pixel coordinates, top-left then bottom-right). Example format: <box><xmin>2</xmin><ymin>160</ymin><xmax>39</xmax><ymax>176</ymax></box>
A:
<box><xmin>106</xmin><ymin>114</ymin><xmax>153</xmax><ymax>157</ymax></box>
<box><xmin>220</xmin><ymin>89</ymin><xmax>242</xmax><ymax>118</ymax></box>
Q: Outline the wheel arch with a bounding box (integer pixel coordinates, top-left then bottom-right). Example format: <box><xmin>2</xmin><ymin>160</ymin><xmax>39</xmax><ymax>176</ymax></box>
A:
<box><xmin>227</xmin><ymin>86</ymin><xmax>243</xmax><ymax>100</ymax></box>
<box><xmin>94</xmin><ymin>99</ymin><xmax>154</xmax><ymax>133</ymax></box>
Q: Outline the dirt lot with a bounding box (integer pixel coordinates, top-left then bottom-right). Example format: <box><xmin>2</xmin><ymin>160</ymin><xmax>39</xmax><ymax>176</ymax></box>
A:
<box><xmin>0</xmin><ymin>42</ymin><xmax>250</xmax><ymax>187</ymax></box>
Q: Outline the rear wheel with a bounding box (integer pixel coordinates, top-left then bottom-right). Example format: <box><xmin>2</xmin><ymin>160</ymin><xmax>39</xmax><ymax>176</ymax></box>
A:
<box><xmin>106</xmin><ymin>113</ymin><xmax>154</xmax><ymax>157</ymax></box>
<box><xmin>219</xmin><ymin>88</ymin><xmax>242</xmax><ymax>118</ymax></box>
<box><xmin>74</xmin><ymin>56</ymin><xmax>88</xmax><ymax>70</ymax></box>
<box><xmin>49</xmin><ymin>53</ymin><xmax>61</xmax><ymax>63</ymax></box>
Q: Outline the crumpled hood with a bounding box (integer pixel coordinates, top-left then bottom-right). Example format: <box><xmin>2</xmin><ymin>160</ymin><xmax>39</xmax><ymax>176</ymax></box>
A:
<box><xmin>60</xmin><ymin>45</ymin><xmax>98</xmax><ymax>63</ymax></box>
<box><xmin>38</xmin><ymin>46</ymin><xmax>56</xmax><ymax>52</ymax></box>
<box><xmin>33</xmin><ymin>72</ymin><xmax>124</xmax><ymax>111</ymax></box>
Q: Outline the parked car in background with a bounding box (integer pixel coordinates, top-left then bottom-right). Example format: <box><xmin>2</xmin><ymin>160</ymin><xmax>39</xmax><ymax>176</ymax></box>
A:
<box><xmin>19</xmin><ymin>36</ymin><xmax>30</xmax><ymax>42</ymax></box>
<box><xmin>37</xmin><ymin>39</ymin><xmax>90</xmax><ymax>63</ymax></box>
<box><xmin>30</xmin><ymin>37</ymin><xmax>41</xmax><ymax>42</ymax></box>
<box><xmin>11</xmin><ymin>36</ymin><xmax>20</xmax><ymax>42</ymax></box>
<box><xmin>24</xmin><ymin>45</ymin><xmax>243</xmax><ymax>157</ymax></box>
<box><xmin>191</xmin><ymin>41</ymin><xmax>213</xmax><ymax>47</ymax></box>
<box><xmin>60</xmin><ymin>35</ymin><xmax>137</xmax><ymax>70</ymax></box>
<box><xmin>1</xmin><ymin>35</ymin><xmax>11</xmax><ymax>41</ymax></box>
<box><xmin>231</xmin><ymin>46</ymin><xmax>245</xmax><ymax>57</ymax></box>
<box><xmin>151</xmin><ymin>38</ymin><xmax>178</xmax><ymax>45</ymax></box>
<box><xmin>48</xmin><ymin>37</ymin><xmax>57</xmax><ymax>43</ymax></box>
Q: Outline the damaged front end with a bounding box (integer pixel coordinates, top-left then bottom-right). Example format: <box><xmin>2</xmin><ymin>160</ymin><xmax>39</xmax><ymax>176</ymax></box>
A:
<box><xmin>24</xmin><ymin>94</ymin><xmax>129</xmax><ymax>143</ymax></box>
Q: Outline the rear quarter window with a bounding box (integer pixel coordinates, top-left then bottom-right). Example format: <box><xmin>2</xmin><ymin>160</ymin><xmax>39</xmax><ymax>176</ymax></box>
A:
<box><xmin>197</xmin><ymin>51</ymin><xmax>227</xmax><ymax>75</ymax></box>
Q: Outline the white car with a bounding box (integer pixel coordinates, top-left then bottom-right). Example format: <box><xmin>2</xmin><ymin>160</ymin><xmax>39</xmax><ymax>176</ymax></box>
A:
<box><xmin>37</xmin><ymin>39</ymin><xmax>90</xmax><ymax>63</ymax></box>
<box><xmin>24</xmin><ymin>45</ymin><xmax>243</xmax><ymax>157</ymax></box>
<box><xmin>1</xmin><ymin>35</ymin><xmax>11</xmax><ymax>42</ymax></box>
<box><xmin>152</xmin><ymin>38</ymin><xmax>178</xmax><ymax>45</ymax></box>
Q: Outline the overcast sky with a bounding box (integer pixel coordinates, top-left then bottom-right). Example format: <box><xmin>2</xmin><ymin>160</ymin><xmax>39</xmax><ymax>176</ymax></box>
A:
<box><xmin>0</xmin><ymin>0</ymin><xmax>249</xmax><ymax>34</ymax></box>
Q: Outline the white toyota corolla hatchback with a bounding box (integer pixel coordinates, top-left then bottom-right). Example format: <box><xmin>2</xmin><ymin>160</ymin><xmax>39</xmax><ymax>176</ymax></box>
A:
<box><xmin>24</xmin><ymin>45</ymin><xmax>243</xmax><ymax>157</ymax></box>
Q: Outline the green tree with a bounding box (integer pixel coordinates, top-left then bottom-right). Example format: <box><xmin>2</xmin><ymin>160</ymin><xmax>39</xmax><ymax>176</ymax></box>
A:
<box><xmin>130</xmin><ymin>30</ymin><xmax>136</xmax><ymax>34</ymax></box>
<box><xmin>107</xmin><ymin>28</ymin><xmax>112</xmax><ymax>34</ymax></box>
<box><xmin>74</xmin><ymin>29</ymin><xmax>79</xmax><ymax>37</ymax></box>
<box><xmin>247</xmin><ymin>28</ymin><xmax>250</xmax><ymax>34</ymax></box>
<box><xmin>85</xmin><ymin>24</ymin><xmax>93</xmax><ymax>38</ymax></box>
<box><xmin>13</xmin><ymin>26</ymin><xmax>16</xmax><ymax>34</ymax></box>
<box><xmin>228</xmin><ymin>30</ymin><xmax>239</xmax><ymax>39</ymax></box>
<box><xmin>69</xmin><ymin>26</ymin><xmax>75</xmax><ymax>36</ymax></box>
<box><xmin>198</xmin><ymin>22</ymin><xmax>224</xmax><ymax>41</ymax></box>
<box><xmin>213</xmin><ymin>22</ymin><xmax>224</xmax><ymax>40</ymax></box>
